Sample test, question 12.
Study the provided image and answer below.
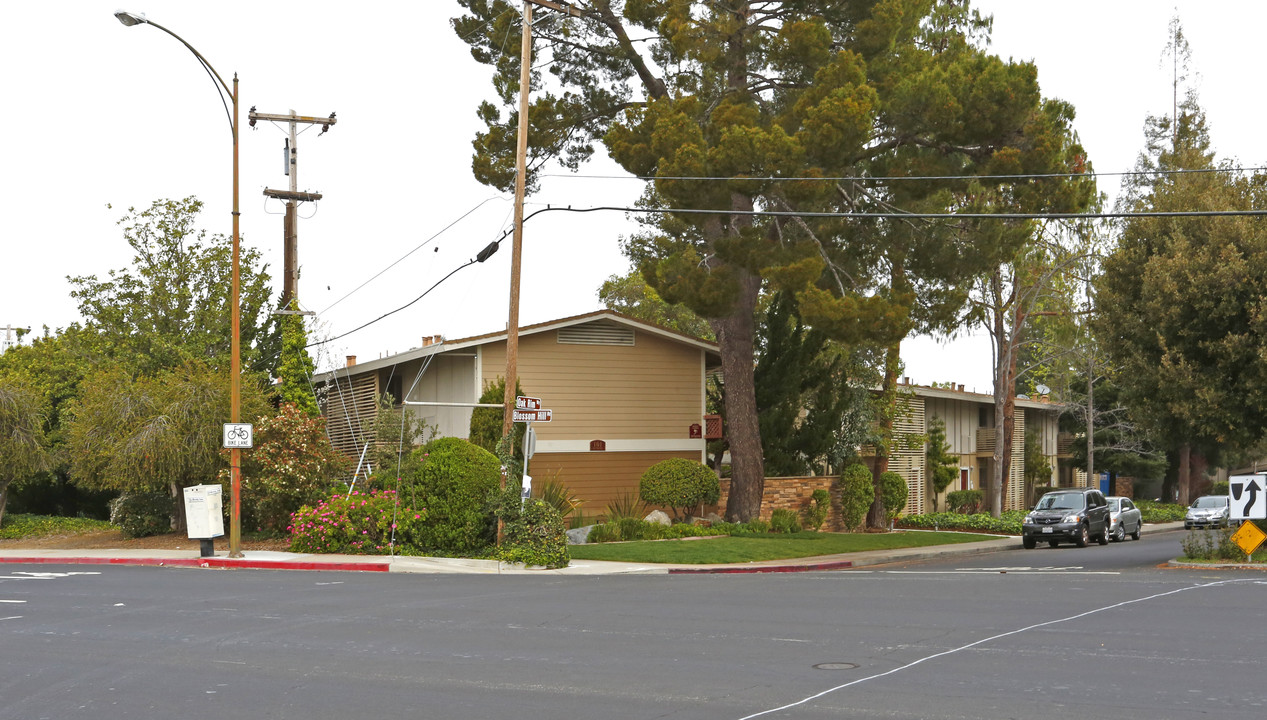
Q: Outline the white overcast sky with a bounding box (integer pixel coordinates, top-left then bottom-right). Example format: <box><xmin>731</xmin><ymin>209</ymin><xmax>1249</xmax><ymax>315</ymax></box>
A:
<box><xmin>1</xmin><ymin>1</ymin><xmax>1262</xmax><ymax>392</ymax></box>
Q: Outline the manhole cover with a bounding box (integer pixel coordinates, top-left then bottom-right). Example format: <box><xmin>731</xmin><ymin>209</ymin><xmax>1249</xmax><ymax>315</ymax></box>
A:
<box><xmin>813</xmin><ymin>662</ymin><xmax>859</xmax><ymax>671</ymax></box>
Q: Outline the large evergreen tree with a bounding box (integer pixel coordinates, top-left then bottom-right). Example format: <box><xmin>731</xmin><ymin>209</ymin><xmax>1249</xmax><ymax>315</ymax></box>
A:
<box><xmin>455</xmin><ymin>0</ymin><xmax>1091</xmax><ymax>520</ymax></box>
<box><xmin>1095</xmin><ymin>94</ymin><xmax>1267</xmax><ymax>504</ymax></box>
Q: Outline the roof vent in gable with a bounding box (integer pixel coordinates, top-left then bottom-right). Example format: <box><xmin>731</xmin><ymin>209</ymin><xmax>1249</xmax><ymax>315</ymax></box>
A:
<box><xmin>557</xmin><ymin>321</ymin><xmax>635</xmax><ymax>346</ymax></box>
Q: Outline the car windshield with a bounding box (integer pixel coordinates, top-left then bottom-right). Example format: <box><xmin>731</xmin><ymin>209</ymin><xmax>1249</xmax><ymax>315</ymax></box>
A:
<box><xmin>1036</xmin><ymin>492</ymin><xmax>1085</xmax><ymax>510</ymax></box>
<box><xmin>1192</xmin><ymin>496</ymin><xmax>1228</xmax><ymax>509</ymax></box>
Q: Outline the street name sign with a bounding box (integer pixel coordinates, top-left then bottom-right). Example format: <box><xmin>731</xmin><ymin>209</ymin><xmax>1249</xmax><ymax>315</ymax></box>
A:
<box><xmin>516</xmin><ymin>396</ymin><xmax>542</xmax><ymax>410</ymax></box>
<box><xmin>1229</xmin><ymin>475</ymin><xmax>1267</xmax><ymax>521</ymax></box>
<box><xmin>512</xmin><ymin>408</ymin><xmax>552</xmax><ymax>423</ymax></box>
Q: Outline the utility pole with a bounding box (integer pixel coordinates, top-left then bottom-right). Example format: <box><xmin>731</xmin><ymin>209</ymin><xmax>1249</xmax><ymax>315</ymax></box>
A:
<box><xmin>502</xmin><ymin>0</ymin><xmax>584</xmax><ymax>438</ymax></box>
<box><xmin>248</xmin><ymin>108</ymin><xmax>336</xmax><ymax>310</ymax></box>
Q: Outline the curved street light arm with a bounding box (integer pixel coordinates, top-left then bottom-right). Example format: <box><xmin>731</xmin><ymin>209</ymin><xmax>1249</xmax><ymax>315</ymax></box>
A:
<box><xmin>115</xmin><ymin>13</ymin><xmax>236</xmax><ymax>137</ymax></box>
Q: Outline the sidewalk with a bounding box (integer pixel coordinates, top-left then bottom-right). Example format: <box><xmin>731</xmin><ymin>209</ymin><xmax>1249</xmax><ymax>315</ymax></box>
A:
<box><xmin>0</xmin><ymin>522</ymin><xmax>1188</xmax><ymax>576</ymax></box>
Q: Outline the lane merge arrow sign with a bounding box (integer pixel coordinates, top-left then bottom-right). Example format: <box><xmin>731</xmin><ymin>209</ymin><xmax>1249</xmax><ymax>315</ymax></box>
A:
<box><xmin>1229</xmin><ymin>475</ymin><xmax>1267</xmax><ymax>521</ymax></box>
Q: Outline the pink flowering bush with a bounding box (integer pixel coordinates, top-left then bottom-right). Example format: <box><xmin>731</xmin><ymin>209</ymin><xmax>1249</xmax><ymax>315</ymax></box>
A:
<box><xmin>287</xmin><ymin>489</ymin><xmax>428</xmax><ymax>555</ymax></box>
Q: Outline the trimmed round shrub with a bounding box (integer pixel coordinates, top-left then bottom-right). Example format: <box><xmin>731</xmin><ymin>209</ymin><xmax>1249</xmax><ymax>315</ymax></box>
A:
<box><xmin>639</xmin><ymin>458</ymin><xmax>720</xmax><ymax>519</ymax></box>
<box><xmin>498</xmin><ymin>498</ymin><xmax>569</xmax><ymax>568</ymax></box>
<box><xmin>288</xmin><ymin>489</ymin><xmax>428</xmax><ymax>554</ymax></box>
<box><xmin>947</xmin><ymin>489</ymin><xmax>983</xmax><ymax>514</ymax></box>
<box><xmin>837</xmin><ymin>464</ymin><xmax>874</xmax><ymax>531</ymax></box>
<box><xmin>400</xmin><ymin>437</ymin><xmax>501</xmax><ymax>554</ymax></box>
<box><xmin>110</xmin><ymin>491</ymin><xmax>174</xmax><ymax>538</ymax></box>
<box><xmin>879</xmin><ymin>471</ymin><xmax>908</xmax><ymax>522</ymax></box>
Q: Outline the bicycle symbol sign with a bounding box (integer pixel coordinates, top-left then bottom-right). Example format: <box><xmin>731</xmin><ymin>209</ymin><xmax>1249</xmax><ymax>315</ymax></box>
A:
<box><xmin>222</xmin><ymin>423</ymin><xmax>254</xmax><ymax>449</ymax></box>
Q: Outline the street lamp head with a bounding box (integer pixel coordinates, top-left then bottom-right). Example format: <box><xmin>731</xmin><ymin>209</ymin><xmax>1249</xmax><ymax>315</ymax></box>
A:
<box><xmin>114</xmin><ymin>10</ymin><xmax>147</xmax><ymax>27</ymax></box>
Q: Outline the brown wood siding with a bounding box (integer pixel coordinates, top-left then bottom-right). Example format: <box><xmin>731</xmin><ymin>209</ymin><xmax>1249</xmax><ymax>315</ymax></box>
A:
<box><xmin>322</xmin><ymin>371</ymin><xmax>379</xmax><ymax>459</ymax></box>
<box><xmin>529</xmin><ymin>450</ymin><xmax>699</xmax><ymax>516</ymax></box>
<box><xmin>481</xmin><ymin>328</ymin><xmax>704</xmax><ymax>442</ymax></box>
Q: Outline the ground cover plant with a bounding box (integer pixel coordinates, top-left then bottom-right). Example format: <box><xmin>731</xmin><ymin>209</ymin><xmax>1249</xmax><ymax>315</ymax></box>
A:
<box><xmin>1134</xmin><ymin>499</ymin><xmax>1186</xmax><ymax>523</ymax></box>
<box><xmin>0</xmin><ymin>513</ymin><xmax>112</xmax><ymax>539</ymax></box>
<box><xmin>568</xmin><ymin>530</ymin><xmax>995</xmax><ymax>564</ymax></box>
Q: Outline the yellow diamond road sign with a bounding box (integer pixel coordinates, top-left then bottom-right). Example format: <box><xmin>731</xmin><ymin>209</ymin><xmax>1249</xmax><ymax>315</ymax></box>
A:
<box><xmin>1231</xmin><ymin>521</ymin><xmax>1267</xmax><ymax>556</ymax></box>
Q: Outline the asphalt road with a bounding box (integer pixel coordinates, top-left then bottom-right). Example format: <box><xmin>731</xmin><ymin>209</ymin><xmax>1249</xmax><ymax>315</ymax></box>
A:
<box><xmin>3</xmin><ymin>531</ymin><xmax>1264</xmax><ymax>720</ymax></box>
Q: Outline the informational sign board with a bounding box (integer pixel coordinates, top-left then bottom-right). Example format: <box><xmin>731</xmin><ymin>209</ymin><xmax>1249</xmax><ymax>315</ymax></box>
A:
<box><xmin>1229</xmin><ymin>475</ymin><xmax>1267</xmax><ymax>521</ymax></box>
<box><xmin>515</xmin><ymin>396</ymin><xmax>542</xmax><ymax>411</ymax></box>
<box><xmin>223</xmin><ymin>423</ymin><xmax>254</xmax><ymax>449</ymax></box>
<box><xmin>512</xmin><ymin>408</ymin><xmax>552</xmax><ymax>423</ymax></box>
<box><xmin>1230</xmin><ymin>521</ymin><xmax>1267</xmax><ymax>556</ymax></box>
<box><xmin>183</xmin><ymin>484</ymin><xmax>225</xmax><ymax>540</ymax></box>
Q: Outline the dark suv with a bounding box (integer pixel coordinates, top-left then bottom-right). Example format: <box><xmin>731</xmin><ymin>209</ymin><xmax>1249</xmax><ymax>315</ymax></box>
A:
<box><xmin>1022</xmin><ymin>488</ymin><xmax>1111</xmax><ymax>549</ymax></box>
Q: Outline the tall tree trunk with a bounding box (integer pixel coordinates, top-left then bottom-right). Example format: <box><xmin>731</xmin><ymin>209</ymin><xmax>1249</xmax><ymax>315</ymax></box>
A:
<box><xmin>869</xmin><ymin>340</ymin><xmax>902</xmax><ymax>528</ymax></box>
<box><xmin>1177</xmin><ymin>443</ymin><xmax>1191</xmax><ymax>506</ymax></box>
<box><xmin>998</xmin><ymin>303</ymin><xmax>1023</xmax><ymax>510</ymax></box>
<box><xmin>0</xmin><ymin>480</ymin><xmax>9</xmax><ymax>528</ymax></box>
<box><xmin>989</xmin><ymin>273</ymin><xmax>1008</xmax><ymax>518</ymax></box>
<box><xmin>716</xmin><ymin>268</ymin><xmax>764</xmax><ymax>522</ymax></box>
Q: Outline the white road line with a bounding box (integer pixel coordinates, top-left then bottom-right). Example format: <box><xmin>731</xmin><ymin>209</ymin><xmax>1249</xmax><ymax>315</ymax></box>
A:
<box><xmin>736</xmin><ymin>578</ymin><xmax>1257</xmax><ymax>720</ymax></box>
<box><xmin>0</xmin><ymin>600</ymin><xmax>27</xmax><ymax>603</ymax></box>
<box><xmin>1</xmin><ymin>616</ymin><xmax>22</xmax><ymax>621</ymax></box>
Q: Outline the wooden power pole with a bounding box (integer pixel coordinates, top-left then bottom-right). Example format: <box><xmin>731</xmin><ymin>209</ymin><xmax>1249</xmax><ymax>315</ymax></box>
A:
<box><xmin>247</xmin><ymin>108</ymin><xmax>336</xmax><ymax>310</ymax></box>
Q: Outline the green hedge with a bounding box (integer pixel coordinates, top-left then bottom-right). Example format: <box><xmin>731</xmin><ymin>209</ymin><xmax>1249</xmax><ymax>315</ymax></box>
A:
<box><xmin>897</xmin><ymin>510</ymin><xmax>1025</xmax><ymax>535</ymax></box>
<box><xmin>1134</xmin><ymin>500</ymin><xmax>1186</xmax><ymax>523</ymax></box>
<box><xmin>400</xmin><ymin>437</ymin><xmax>501</xmax><ymax>554</ymax></box>
<box><xmin>0</xmin><ymin>514</ymin><xmax>113</xmax><ymax>539</ymax></box>
<box><xmin>639</xmin><ymin>458</ymin><xmax>720</xmax><ymax>519</ymax></box>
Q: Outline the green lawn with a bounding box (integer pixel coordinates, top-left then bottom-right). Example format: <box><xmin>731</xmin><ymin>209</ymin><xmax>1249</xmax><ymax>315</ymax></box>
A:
<box><xmin>567</xmin><ymin>530</ymin><xmax>999</xmax><ymax>564</ymax></box>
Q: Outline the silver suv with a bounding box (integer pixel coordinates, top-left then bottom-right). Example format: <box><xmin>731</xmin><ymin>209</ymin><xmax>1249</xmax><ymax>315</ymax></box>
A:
<box><xmin>1022</xmin><ymin>488</ymin><xmax>1111</xmax><ymax>549</ymax></box>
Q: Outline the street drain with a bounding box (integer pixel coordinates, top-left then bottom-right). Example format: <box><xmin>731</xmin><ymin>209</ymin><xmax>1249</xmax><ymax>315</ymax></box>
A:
<box><xmin>813</xmin><ymin>662</ymin><xmax>859</xmax><ymax>670</ymax></box>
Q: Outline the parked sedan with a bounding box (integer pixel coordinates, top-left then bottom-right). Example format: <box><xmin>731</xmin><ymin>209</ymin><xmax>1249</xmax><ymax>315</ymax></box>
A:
<box><xmin>1106</xmin><ymin>496</ymin><xmax>1142</xmax><ymax>541</ymax></box>
<box><xmin>1184</xmin><ymin>495</ymin><xmax>1230</xmax><ymax>529</ymax></box>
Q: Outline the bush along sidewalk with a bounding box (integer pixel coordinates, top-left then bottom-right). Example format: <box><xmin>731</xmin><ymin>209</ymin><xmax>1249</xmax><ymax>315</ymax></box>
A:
<box><xmin>897</xmin><ymin>511</ymin><xmax>1025</xmax><ymax>536</ymax></box>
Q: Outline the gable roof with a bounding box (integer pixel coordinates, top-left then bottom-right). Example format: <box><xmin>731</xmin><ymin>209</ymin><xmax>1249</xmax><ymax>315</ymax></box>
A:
<box><xmin>315</xmin><ymin>310</ymin><xmax>720</xmax><ymax>380</ymax></box>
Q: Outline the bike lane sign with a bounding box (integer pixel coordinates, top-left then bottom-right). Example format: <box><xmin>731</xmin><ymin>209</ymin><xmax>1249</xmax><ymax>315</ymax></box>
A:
<box><xmin>223</xmin><ymin>423</ymin><xmax>254</xmax><ymax>449</ymax></box>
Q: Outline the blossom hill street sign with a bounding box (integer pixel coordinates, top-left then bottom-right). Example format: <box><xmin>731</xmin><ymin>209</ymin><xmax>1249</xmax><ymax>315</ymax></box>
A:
<box><xmin>513</xmin><ymin>408</ymin><xmax>552</xmax><ymax>423</ymax></box>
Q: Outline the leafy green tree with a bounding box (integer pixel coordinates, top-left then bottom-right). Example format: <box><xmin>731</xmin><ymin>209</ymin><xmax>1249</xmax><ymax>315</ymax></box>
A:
<box><xmin>230</xmin><ymin>403</ymin><xmax>350</xmax><ymax>531</ymax></box>
<box><xmin>925</xmin><ymin>417</ymin><xmax>958</xmax><ymax>512</ymax></box>
<box><xmin>599</xmin><ymin>268</ymin><xmax>713</xmax><ymax>340</ymax></box>
<box><xmin>455</xmin><ymin>1</ymin><xmax>1100</xmax><ymax>521</ymax></box>
<box><xmin>64</xmin><ymin>363</ymin><xmax>271</xmax><ymax>528</ymax></box>
<box><xmin>0</xmin><ymin>380</ymin><xmax>50</xmax><ymax>526</ymax></box>
<box><xmin>1095</xmin><ymin>93</ymin><xmax>1267</xmax><ymax>504</ymax></box>
<box><xmin>878</xmin><ymin>470</ymin><xmax>908</xmax><ymax>524</ymax></box>
<box><xmin>837</xmin><ymin>463</ymin><xmax>874</xmax><ymax>532</ymax></box>
<box><xmin>69</xmin><ymin>197</ymin><xmax>281</xmax><ymax>377</ymax></box>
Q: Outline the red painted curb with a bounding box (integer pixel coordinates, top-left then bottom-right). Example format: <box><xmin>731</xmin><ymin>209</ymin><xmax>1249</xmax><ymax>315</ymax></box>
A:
<box><xmin>668</xmin><ymin>560</ymin><xmax>854</xmax><ymax>574</ymax></box>
<box><xmin>0</xmin><ymin>556</ymin><xmax>389</xmax><ymax>572</ymax></box>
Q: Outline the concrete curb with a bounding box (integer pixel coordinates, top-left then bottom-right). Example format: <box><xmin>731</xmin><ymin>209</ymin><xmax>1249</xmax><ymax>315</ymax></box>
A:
<box><xmin>0</xmin><ymin>521</ymin><xmax>1191</xmax><ymax>575</ymax></box>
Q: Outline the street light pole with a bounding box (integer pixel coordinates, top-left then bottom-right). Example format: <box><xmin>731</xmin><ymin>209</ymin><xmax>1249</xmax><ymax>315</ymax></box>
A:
<box><xmin>115</xmin><ymin>11</ymin><xmax>245</xmax><ymax>558</ymax></box>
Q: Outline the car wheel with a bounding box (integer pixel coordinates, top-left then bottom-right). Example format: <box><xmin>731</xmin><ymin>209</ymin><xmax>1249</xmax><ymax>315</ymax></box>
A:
<box><xmin>1130</xmin><ymin>523</ymin><xmax>1141</xmax><ymax>541</ymax></box>
<box><xmin>1096</xmin><ymin>523</ymin><xmax>1109</xmax><ymax>545</ymax></box>
<box><xmin>1048</xmin><ymin>540</ymin><xmax>1060</xmax><ymax>548</ymax></box>
<box><xmin>1112</xmin><ymin>524</ymin><xmax>1125</xmax><ymax>542</ymax></box>
<box><xmin>1075</xmin><ymin>524</ymin><xmax>1089</xmax><ymax>548</ymax></box>
<box><xmin>1023</xmin><ymin>537</ymin><xmax>1036</xmax><ymax>549</ymax></box>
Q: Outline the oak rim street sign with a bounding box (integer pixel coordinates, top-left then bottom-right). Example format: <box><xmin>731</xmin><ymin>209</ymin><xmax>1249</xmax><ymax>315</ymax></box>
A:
<box><xmin>512</xmin><ymin>408</ymin><xmax>552</xmax><ymax>423</ymax></box>
<box><xmin>515</xmin><ymin>395</ymin><xmax>542</xmax><ymax>410</ymax></box>
<box><xmin>1229</xmin><ymin>475</ymin><xmax>1267</xmax><ymax>521</ymax></box>
<box><xmin>1230</xmin><ymin>520</ymin><xmax>1267</xmax><ymax>556</ymax></box>
<box><xmin>222</xmin><ymin>423</ymin><xmax>254</xmax><ymax>449</ymax></box>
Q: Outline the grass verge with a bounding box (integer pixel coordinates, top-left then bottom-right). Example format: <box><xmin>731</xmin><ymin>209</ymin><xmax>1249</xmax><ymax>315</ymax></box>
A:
<box><xmin>0</xmin><ymin>514</ymin><xmax>113</xmax><ymax>540</ymax></box>
<box><xmin>567</xmin><ymin>530</ymin><xmax>999</xmax><ymax>564</ymax></box>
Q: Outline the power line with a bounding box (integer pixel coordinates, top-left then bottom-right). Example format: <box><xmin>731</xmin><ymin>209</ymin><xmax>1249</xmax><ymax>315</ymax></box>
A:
<box><xmin>539</xmin><ymin>165</ymin><xmax>1267</xmax><ymax>184</ymax></box>
<box><xmin>523</xmin><ymin>204</ymin><xmax>1267</xmax><ymax>221</ymax></box>
<box><xmin>318</xmin><ymin>195</ymin><xmax>508</xmax><ymax>315</ymax></box>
